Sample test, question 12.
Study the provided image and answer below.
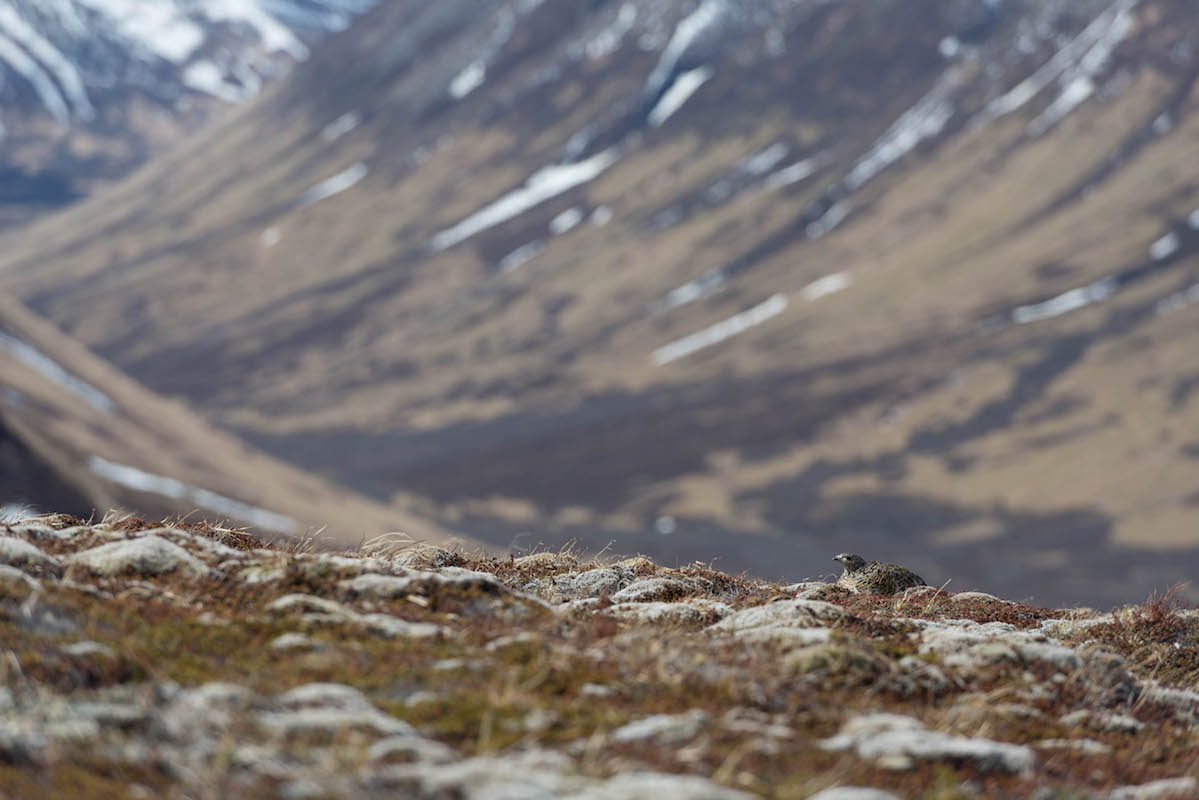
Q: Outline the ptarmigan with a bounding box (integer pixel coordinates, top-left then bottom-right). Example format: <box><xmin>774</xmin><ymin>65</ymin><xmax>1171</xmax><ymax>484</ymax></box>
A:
<box><xmin>833</xmin><ymin>553</ymin><xmax>926</xmax><ymax>595</ymax></box>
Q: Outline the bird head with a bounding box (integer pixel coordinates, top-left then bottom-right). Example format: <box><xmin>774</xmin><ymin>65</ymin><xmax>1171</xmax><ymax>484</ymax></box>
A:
<box><xmin>833</xmin><ymin>553</ymin><xmax>866</xmax><ymax>572</ymax></box>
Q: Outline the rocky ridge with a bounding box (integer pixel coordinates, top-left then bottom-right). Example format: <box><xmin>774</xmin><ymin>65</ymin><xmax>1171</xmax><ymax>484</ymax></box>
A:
<box><xmin>2</xmin><ymin>513</ymin><xmax>1198</xmax><ymax>798</ymax></box>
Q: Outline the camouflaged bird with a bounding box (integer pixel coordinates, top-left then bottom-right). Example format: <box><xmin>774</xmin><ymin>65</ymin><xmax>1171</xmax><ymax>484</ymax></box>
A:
<box><xmin>833</xmin><ymin>553</ymin><xmax>926</xmax><ymax>595</ymax></box>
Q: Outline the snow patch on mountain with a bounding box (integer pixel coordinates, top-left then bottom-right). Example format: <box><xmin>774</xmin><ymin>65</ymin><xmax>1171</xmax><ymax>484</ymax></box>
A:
<box><xmin>0</xmin><ymin>331</ymin><xmax>114</xmax><ymax>413</ymax></box>
<box><xmin>983</xmin><ymin>0</ymin><xmax>1137</xmax><ymax>126</ymax></box>
<box><xmin>1012</xmin><ymin>277</ymin><xmax>1117</xmax><ymax>324</ymax></box>
<box><xmin>0</xmin><ymin>0</ymin><xmax>379</xmax><ymax>123</ymax></box>
<box><xmin>431</xmin><ymin>149</ymin><xmax>620</xmax><ymax>251</ymax></box>
<box><xmin>649</xmin><ymin>65</ymin><xmax>713</xmax><ymax>126</ymax></box>
<box><xmin>297</xmin><ymin>162</ymin><xmax>368</xmax><ymax>208</ymax></box>
<box><xmin>645</xmin><ymin>0</ymin><xmax>726</xmax><ymax>97</ymax></box>
<box><xmin>651</xmin><ymin>294</ymin><xmax>787</xmax><ymax>365</ymax></box>
<box><xmin>89</xmin><ymin>455</ymin><xmax>297</xmax><ymax>533</ymax></box>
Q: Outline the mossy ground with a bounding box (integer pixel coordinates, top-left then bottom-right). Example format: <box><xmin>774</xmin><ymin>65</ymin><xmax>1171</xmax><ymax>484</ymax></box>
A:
<box><xmin>2</xmin><ymin>515</ymin><xmax>1198</xmax><ymax>798</ymax></box>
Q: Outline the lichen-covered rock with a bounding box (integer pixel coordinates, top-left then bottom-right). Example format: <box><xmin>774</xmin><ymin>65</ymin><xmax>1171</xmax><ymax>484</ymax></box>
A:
<box><xmin>0</xmin><ymin>535</ymin><xmax>61</xmax><ymax>577</ymax></box>
<box><xmin>821</xmin><ymin>713</ymin><xmax>1036</xmax><ymax>774</ymax></box>
<box><xmin>611</xmin><ymin>576</ymin><xmax>708</xmax><ymax>603</ymax></box>
<box><xmin>808</xmin><ymin>789</ymin><xmax>901</xmax><ymax>800</ymax></box>
<box><xmin>610</xmin><ymin>711</ymin><xmax>708</xmax><ymax>744</ymax></box>
<box><xmin>604</xmin><ymin>599</ymin><xmax>733</xmax><ymax>624</ymax></box>
<box><xmin>1108</xmin><ymin>777</ymin><xmax>1199</xmax><ymax>800</ymax></box>
<box><xmin>65</xmin><ymin>535</ymin><xmax>210</xmax><ymax>578</ymax></box>
<box><xmin>0</xmin><ymin>563</ymin><xmax>41</xmax><ymax>599</ymax></box>
<box><xmin>709</xmin><ymin>598</ymin><xmax>844</xmax><ymax>639</ymax></box>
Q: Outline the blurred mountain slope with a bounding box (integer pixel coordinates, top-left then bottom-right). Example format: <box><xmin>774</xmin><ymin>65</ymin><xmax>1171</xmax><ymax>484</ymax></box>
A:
<box><xmin>0</xmin><ymin>293</ymin><xmax>466</xmax><ymax>546</ymax></box>
<box><xmin>0</xmin><ymin>0</ymin><xmax>378</xmax><ymax>227</ymax></box>
<box><xmin>2</xmin><ymin>0</ymin><xmax>1198</xmax><ymax>605</ymax></box>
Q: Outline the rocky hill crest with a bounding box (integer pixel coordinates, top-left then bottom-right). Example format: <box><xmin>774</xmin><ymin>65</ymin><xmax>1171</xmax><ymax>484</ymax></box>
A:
<box><xmin>2</xmin><ymin>511</ymin><xmax>1197</xmax><ymax>798</ymax></box>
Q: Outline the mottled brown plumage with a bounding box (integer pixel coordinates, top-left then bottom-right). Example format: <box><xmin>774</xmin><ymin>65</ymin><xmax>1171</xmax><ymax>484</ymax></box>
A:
<box><xmin>833</xmin><ymin>552</ymin><xmax>926</xmax><ymax>595</ymax></box>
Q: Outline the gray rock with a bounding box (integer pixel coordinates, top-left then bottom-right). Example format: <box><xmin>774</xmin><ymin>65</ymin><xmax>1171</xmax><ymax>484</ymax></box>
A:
<box><xmin>890</xmin><ymin>656</ymin><xmax>951</xmax><ymax>695</ymax></box>
<box><xmin>269</xmin><ymin>633</ymin><xmax>323</xmax><ymax>652</ymax></box>
<box><xmin>821</xmin><ymin>713</ymin><xmax>1036</xmax><ymax>774</ymax></box>
<box><xmin>2</xmin><ymin>523</ymin><xmax>64</xmax><ymax>541</ymax></box>
<box><xmin>0</xmin><ymin>564</ymin><xmax>42</xmax><ymax>599</ymax></box>
<box><xmin>157</xmin><ymin>528</ymin><xmax>248</xmax><ymax>561</ymax></box>
<box><xmin>72</xmin><ymin>702</ymin><xmax>155</xmax><ymax>731</ymax></box>
<box><xmin>261</xmin><ymin>683</ymin><xmax>413</xmax><ymax>739</ymax></box>
<box><xmin>359</xmin><ymin>613</ymin><xmax>445</xmax><ymax>639</ymax></box>
<box><xmin>61</xmin><ymin>641</ymin><xmax>116</xmax><ymax>659</ymax></box>
<box><xmin>278</xmin><ymin>683</ymin><xmax>374</xmax><ymax>711</ymax></box>
<box><xmin>949</xmin><ymin>591</ymin><xmax>1005</xmax><ymax>604</ymax></box>
<box><xmin>708</xmin><ymin>598</ymin><xmax>844</xmax><ymax>638</ymax></box>
<box><xmin>66</xmin><ymin>536</ymin><xmax>210</xmax><ymax>578</ymax></box>
<box><xmin>566</xmin><ymin>772</ymin><xmax>757</xmax><ymax>799</ymax></box>
<box><xmin>485</xmin><ymin>632</ymin><xmax>542</xmax><ymax>651</ymax></box>
<box><xmin>238</xmin><ymin>560</ymin><xmax>286</xmax><ymax>584</ymax></box>
<box><xmin>917</xmin><ymin>619</ymin><xmax>1080</xmax><ymax>670</ymax></box>
<box><xmin>1108</xmin><ymin>777</ymin><xmax>1199</xmax><ymax>799</ymax></box>
<box><xmin>1034</xmin><ymin>738</ymin><xmax>1111</xmax><ymax>755</ymax></box>
<box><xmin>369</xmin><ymin>748</ymin><xmax>577</xmax><ymax>798</ymax></box>
<box><xmin>266</xmin><ymin>593</ymin><xmax>355</xmax><ymax>618</ymax></box>
<box><xmin>340</xmin><ymin>573</ymin><xmax>420</xmax><ymax>598</ymax></box>
<box><xmin>1060</xmin><ymin>709</ymin><xmax>1143</xmax><ymax>733</ymax></box>
<box><xmin>0</xmin><ymin>535</ymin><xmax>61</xmax><ymax>576</ymax></box>
<box><xmin>258</xmin><ymin>708</ymin><xmax>413</xmax><ymax>739</ymax></box>
<box><xmin>534</xmin><ymin>567</ymin><xmax>635</xmax><ymax>602</ymax></box>
<box><xmin>341</xmin><ymin>568</ymin><xmax>503</xmax><ymax>601</ymax></box>
<box><xmin>604</xmin><ymin>599</ymin><xmax>733</xmax><ymax>624</ymax></box>
<box><xmin>610</xmin><ymin>576</ymin><xmax>705</xmax><ymax>603</ymax></box>
<box><xmin>808</xmin><ymin>789</ymin><xmax>902</xmax><ymax>800</ymax></box>
<box><xmin>610</xmin><ymin>710</ymin><xmax>708</xmax><ymax>744</ymax></box>
<box><xmin>369</xmin><ymin>749</ymin><xmax>755</xmax><ymax>800</ymax></box>
<box><xmin>367</xmin><ymin>734</ymin><xmax>456</xmax><ymax>764</ymax></box>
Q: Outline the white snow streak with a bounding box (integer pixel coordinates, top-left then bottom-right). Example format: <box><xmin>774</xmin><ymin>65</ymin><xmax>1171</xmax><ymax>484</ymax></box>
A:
<box><xmin>645</xmin><ymin>0</ymin><xmax>724</xmax><ymax>95</ymax></box>
<box><xmin>806</xmin><ymin>201</ymin><xmax>851</xmax><ymax>239</ymax></box>
<box><xmin>1187</xmin><ymin>208</ymin><xmax>1199</xmax><ymax>230</ymax></box>
<box><xmin>659</xmin><ymin>270</ymin><xmax>726</xmax><ymax>312</ymax></box>
<box><xmin>802</xmin><ymin>272</ymin><xmax>852</xmax><ymax>301</ymax></box>
<box><xmin>584</xmin><ymin>2</ymin><xmax>636</xmax><ymax>60</ymax></box>
<box><xmin>498</xmin><ymin>241</ymin><xmax>544</xmax><ymax>272</ymax></box>
<box><xmin>1011</xmin><ymin>277</ymin><xmax>1117</xmax><ymax>324</ymax></box>
<box><xmin>0</xmin><ymin>5</ymin><xmax>93</xmax><ymax>119</ymax></box>
<box><xmin>845</xmin><ymin>78</ymin><xmax>954</xmax><ymax>192</ymax></box>
<box><xmin>449</xmin><ymin>60</ymin><xmax>486</xmax><ymax>99</ymax></box>
<box><xmin>549</xmin><ymin>207</ymin><xmax>584</xmax><ymax>236</ymax></box>
<box><xmin>182</xmin><ymin>60</ymin><xmax>244</xmax><ymax>101</ymax></box>
<box><xmin>1156</xmin><ymin>283</ymin><xmax>1199</xmax><ymax>317</ymax></box>
<box><xmin>765</xmin><ymin>159</ymin><xmax>817</xmax><ymax>190</ymax></box>
<box><xmin>0</xmin><ymin>33</ymin><xmax>70</xmax><ymax>124</ymax></box>
<box><xmin>652</xmin><ymin>294</ymin><xmax>787</xmax><ymax>365</ymax></box>
<box><xmin>431</xmin><ymin>149</ymin><xmax>619</xmax><ymax>251</ymax></box>
<box><xmin>74</xmin><ymin>0</ymin><xmax>205</xmax><ymax>63</ymax></box>
<box><xmin>88</xmin><ymin>456</ymin><xmax>297</xmax><ymax>533</ymax></box>
<box><xmin>199</xmin><ymin>0</ymin><xmax>308</xmax><ymax>59</ymax></box>
<box><xmin>297</xmin><ymin>162</ymin><xmax>368</xmax><ymax>208</ymax></box>
<box><xmin>321</xmin><ymin>110</ymin><xmax>360</xmax><ymax>142</ymax></box>
<box><xmin>1150</xmin><ymin>232</ymin><xmax>1180</xmax><ymax>261</ymax></box>
<box><xmin>0</xmin><ymin>331</ymin><xmax>115</xmax><ymax>413</ymax></box>
<box><xmin>984</xmin><ymin>0</ymin><xmax>1137</xmax><ymax>124</ymax></box>
<box><xmin>740</xmin><ymin>143</ymin><xmax>789</xmax><ymax>177</ymax></box>
<box><xmin>648</xmin><ymin>65</ymin><xmax>712</xmax><ymax>127</ymax></box>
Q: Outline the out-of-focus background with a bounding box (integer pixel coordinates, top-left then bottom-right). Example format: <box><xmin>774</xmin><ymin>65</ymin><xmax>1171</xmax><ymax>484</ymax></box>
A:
<box><xmin>0</xmin><ymin>0</ymin><xmax>1197</xmax><ymax>607</ymax></box>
